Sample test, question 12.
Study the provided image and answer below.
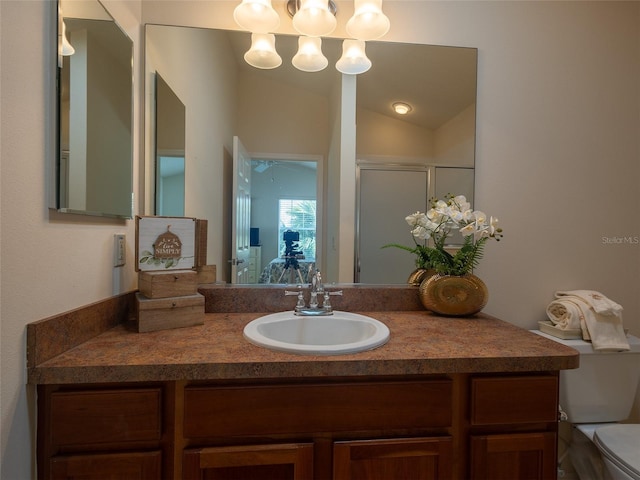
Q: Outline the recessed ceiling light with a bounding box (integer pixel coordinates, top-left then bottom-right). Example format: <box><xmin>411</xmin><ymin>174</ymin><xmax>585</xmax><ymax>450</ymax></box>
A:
<box><xmin>392</xmin><ymin>102</ymin><xmax>412</xmax><ymax>115</ymax></box>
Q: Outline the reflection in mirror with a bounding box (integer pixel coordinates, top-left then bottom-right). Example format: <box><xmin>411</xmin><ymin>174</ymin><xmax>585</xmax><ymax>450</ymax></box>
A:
<box><xmin>155</xmin><ymin>74</ymin><xmax>186</xmax><ymax>216</ymax></box>
<box><xmin>251</xmin><ymin>159</ymin><xmax>318</xmax><ymax>284</ymax></box>
<box><xmin>57</xmin><ymin>0</ymin><xmax>133</xmax><ymax>218</ymax></box>
<box><xmin>355</xmin><ymin>40</ymin><xmax>477</xmax><ymax>283</ymax></box>
<box><xmin>144</xmin><ymin>24</ymin><xmax>476</xmax><ymax>284</ymax></box>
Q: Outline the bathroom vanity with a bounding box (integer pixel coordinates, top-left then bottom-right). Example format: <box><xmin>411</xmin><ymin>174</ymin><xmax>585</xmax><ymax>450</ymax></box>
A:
<box><xmin>28</xmin><ymin>286</ymin><xmax>579</xmax><ymax>480</ymax></box>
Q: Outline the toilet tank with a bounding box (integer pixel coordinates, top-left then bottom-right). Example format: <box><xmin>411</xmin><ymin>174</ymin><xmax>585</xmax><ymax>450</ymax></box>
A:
<box><xmin>533</xmin><ymin>332</ymin><xmax>640</xmax><ymax>423</ymax></box>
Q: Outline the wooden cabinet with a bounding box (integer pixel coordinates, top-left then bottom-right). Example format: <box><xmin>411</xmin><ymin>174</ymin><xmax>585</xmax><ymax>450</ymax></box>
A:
<box><xmin>50</xmin><ymin>452</ymin><xmax>161</xmax><ymax>480</ymax></box>
<box><xmin>37</xmin><ymin>373</ymin><xmax>560</xmax><ymax>480</ymax></box>
<box><xmin>334</xmin><ymin>437</ymin><xmax>453</xmax><ymax>480</ymax></box>
<box><xmin>468</xmin><ymin>375</ymin><xmax>559</xmax><ymax>480</ymax></box>
<box><xmin>37</xmin><ymin>385</ymin><xmax>167</xmax><ymax>480</ymax></box>
<box><xmin>183</xmin><ymin>443</ymin><xmax>313</xmax><ymax>480</ymax></box>
<box><xmin>470</xmin><ymin>432</ymin><xmax>557</xmax><ymax>480</ymax></box>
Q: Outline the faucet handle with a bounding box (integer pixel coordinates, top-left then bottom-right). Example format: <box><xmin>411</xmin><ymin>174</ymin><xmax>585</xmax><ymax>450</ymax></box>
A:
<box><xmin>321</xmin><ymin>289</ymin><xmax>343</xmax><ymax>310</ymax></box>
<box><xmin>284</xmin><ymin>287</ymin><xmax>305</xmax><ymax>310</ymax></box>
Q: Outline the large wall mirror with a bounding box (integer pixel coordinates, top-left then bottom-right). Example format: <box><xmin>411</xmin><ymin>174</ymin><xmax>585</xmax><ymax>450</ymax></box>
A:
<box><xmin>54</xmin><ymin>0</ymin><xmax>133</xmax><ymax>219</ymax></box>
<box><xmin>145</xmin><ymin>24</ymin><xmax>477</xmax><ymax>284</ymax></box>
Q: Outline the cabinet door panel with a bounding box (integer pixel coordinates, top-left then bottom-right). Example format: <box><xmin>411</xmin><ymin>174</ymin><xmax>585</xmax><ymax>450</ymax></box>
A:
<box><xmin>183</xmin><ymin>443</ymin><xmax>313</xmax><ymax>480</ymax></box>
<box><xmin>50</xmin><ymin>451</ymin><xmax>161</xmax><ymax>480</ymax></box>
<box><xmin>470</xmin><ymin>432</ymin><xmax>557</xmax><ymax>480</ymax></box>
<box><xmin>334</xmin><ymin>437</ymin><xmax>453</xmax><ymax>480</ymax></box>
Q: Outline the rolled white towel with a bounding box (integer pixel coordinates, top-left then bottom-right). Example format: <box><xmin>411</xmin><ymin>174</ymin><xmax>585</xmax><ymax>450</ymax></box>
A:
<box><xmin>555</xmin><ymin>290</ymin><xmax>623</xmax><ymax>316</ymax></box>
<box><xmin>546</xmin><ymin>299</ymin><xmax>585</xmax><ymax>332</ymax></box>
<box><xmin>546</xmin><ymin>297</ymin><xmax>591</xmax><ymax>340</ymax></box>
<box><xmin>549</xmin><ymin>290</ymin><xmax>629</xmax><ymax>352</ymax></box>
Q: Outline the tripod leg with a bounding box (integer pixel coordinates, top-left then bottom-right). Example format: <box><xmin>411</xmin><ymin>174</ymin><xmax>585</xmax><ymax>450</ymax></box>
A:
<box><xmin>277</xmin><ymin>266</ymin><xmax>288</xmax><ymax>283</ymax></box>
<box><xmin>296</xmin><ymin>268</ymin><xmax>305</xmax><ymax>284</ymax></box>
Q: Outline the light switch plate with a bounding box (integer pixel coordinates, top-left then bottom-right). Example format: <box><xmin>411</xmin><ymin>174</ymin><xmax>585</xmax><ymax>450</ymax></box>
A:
<box><xmin>114</xmin><ymin>234</ymin><xmax>126</xmax><ymax>267</ymax></box>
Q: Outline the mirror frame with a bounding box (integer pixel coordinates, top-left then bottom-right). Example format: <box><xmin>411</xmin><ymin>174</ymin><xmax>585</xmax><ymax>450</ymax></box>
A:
<box><xmin>50</xmin><ymin>0</ymin><xmax>134</xmax><ymax>219</ymax></box>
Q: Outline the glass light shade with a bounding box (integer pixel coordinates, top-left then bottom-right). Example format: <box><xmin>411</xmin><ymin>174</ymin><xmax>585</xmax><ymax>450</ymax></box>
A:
<box><xmin>346</xmin><ymin>0</ymin><xmax>390</xmax><ymax>40</ymax></box>
<box><xmin>244</xmin><ymin>33</ymin><xmax>282</xmax><ymax>69</ymax></box>
<box><xmin>233</xmin><ymin>0</ymin><xmax>280</xmax><ymax>33</ymax></box>
<box><xmin>393</xmin><ymin>102</ymin><xmax>411</xmax><ymax>115</ymax></box>
<box><xmin>336</xmin><ymin>39</ymin><xmax>371</xmax><ymax>75</ymax></box>
<box><xmin>61</xmin><ymin>20</ymin><xmax>75</xmax><ymax>56</ymax></box>
<box><xmin>292</xmin><ymin>0</ymin><xmax>337</xmax><ymax>37</ymax></box>
<box><xmin>292</xmin><ymin>36</ymin><xmax>328</xmax><ymax>72</ymax></box>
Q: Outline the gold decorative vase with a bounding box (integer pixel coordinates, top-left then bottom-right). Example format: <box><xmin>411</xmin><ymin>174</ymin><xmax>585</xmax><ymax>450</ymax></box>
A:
<box><xmin>407</xmin><ymin>268</ymin><xmax>434</xmax><ymax>286</ymax></box>
<box><xmin>419</xmin><ymin>273</ymin><xmax>488</xmax><ymax>316</ymax></box>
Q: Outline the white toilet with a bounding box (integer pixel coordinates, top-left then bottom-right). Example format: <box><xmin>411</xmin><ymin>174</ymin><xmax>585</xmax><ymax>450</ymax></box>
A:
<box><xmin>534</xmin><ymin>331</ymin><xmax>640</xmax><ymax>480</ymax></box>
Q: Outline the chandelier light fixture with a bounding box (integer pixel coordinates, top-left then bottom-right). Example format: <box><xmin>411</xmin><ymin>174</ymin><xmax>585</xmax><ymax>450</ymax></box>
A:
<box><xmin>336</xmin><ymin>39</ymin><xmax>371</xmax><ymax>74</ymax></box>
<box><xmin>292</xmin><ymin>0</ymin><xmax>337</xmax><ymax>37</ymax></box>
<box><xmin>292</xmin><ymin>36</ymin><xmax>328</xmax><ymax>72</ymax></box>
<box><xmin>61</xmin><ymin>20</ymin><xmax>75</xmax><ymax>56</ymax></box>
<box><xmin>346</xmin><ymin>0</ymin><xmax>390</xmax><ymax>40</ymax></box>
<box><xmin>244</xmin><ymin>33</ymin><xmax>283</xmax><ymax>69</ymax></box>
<box><xmin>233</xmin><ymin>0</ymin><xmax>390</xmax><ymax>74</ymax></box>
<box><xmin>233</xmin><ymin>0</ymin><xmax>281</xmax><ymax>33</ymax></box>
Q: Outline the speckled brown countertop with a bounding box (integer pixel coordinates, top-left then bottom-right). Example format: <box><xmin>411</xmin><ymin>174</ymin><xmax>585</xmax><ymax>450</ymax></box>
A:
<box><xmin>28</xmin><ymin>306</ymin><xmax>579</xmax><ymax>385</ymax></box>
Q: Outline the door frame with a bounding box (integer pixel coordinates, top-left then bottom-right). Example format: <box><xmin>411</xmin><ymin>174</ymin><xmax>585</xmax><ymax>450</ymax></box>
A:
<box><xmin>355</xmin><ymin>160</ymin><xmax>431</xmax><ymax>283</ymax></box>
<box><xmin>249</xmin><ymin>152</ymin><xmax>324</xmax><ymax>277</ymax></box>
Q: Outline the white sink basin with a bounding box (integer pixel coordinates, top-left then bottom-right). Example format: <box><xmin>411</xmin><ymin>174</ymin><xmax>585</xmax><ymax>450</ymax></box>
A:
<box><xmin>243</xmin><ymin>311</ymin><xmax>390</xmax><ymax>355</ymax></box>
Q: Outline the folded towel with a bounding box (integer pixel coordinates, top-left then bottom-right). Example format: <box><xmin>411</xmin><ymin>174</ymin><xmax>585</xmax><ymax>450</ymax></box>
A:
<box><xmin>555</xmin><ymin>290</ymin><xmax>623</xmax><ymax>316</ymax></box>
<box><xmin>546</xmin><ymin>299</ymin><xmax>587</xmax><ymax>332</ymax></box>
<box><xmin>547</xmin><ymin>290</ymin><xmax>629</xmax><ymax>352</ymax></box>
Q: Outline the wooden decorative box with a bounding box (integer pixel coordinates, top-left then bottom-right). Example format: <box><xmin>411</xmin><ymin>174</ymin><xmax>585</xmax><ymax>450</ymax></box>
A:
<box><xmin>196</xmin><ymin>265</ymin><xmax>216</xmax><ymax>284</ymax></box>
<box><xmin>138</xmin><ymin>270</ymin><xmax>197</xmax><ymax>299</ymax></box>
<box><xmin>135</xmin><ymin>293</ymin><xmax>205</xmax><ymax>333</ymax></box>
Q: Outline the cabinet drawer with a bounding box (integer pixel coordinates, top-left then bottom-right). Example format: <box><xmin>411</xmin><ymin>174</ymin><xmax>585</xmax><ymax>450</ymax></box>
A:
<box><xmin>50</xmin><ymin>451</ymin><xmax>161</xmax><ymax>480</ymax></box>
<box><xmin>184</xmin><ymin>379</ymin><xmax>452</xmax><ymax>438</ymax></box>
<box><xmin>50</xmin><ymin>389</ymin><xmax>162</xmax><ymax>447</ymax></box>
<box><xmin>470</xmin><ymin>375</ymin><xmax>558</xmax><ymax>426</ymax></box>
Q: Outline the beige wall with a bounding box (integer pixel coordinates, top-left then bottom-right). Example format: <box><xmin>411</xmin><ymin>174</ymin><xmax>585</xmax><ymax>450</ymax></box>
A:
<box><xmin>1</xmin><ymin>1</ymin><xmax>142</xmax><ymax>478</ymax></box>
<box><xmin>1</xmin><ymin>1</ymin><xmax>639</xmax><ymax>478</ymax></box>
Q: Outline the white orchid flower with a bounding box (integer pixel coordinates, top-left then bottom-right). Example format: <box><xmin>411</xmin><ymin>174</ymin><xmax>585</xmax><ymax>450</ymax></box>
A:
<box><xmin>426</xmin><ymin>208</ymin><xmax>443</xmax><ymax>223</ymax></box>
<box><xmin>405</xmin><ymin>212</ymin><xmax>424</xmax><ymax>227</ymax></box>
<box><xmin>411</xmin><ymin>225</ymin><xmax>431</xmax><ymax>240</ymax></box>
<box><xmin>452</xmin><ymin>195</ymin><xmax>471</xmax><ymax>212</ymax></box>
<box><xmin>473</xmin><ymin>210</ymin><xmax>487</xmax><ymax>225</ymax></box>
<box><xmin>433</xmin><ymin>200</ymin><xmax>449</xmax><ymax>214</ymax></box>
<box><xmin>459</xmin><ymin>223</ymin><xmax>476</xmax><ymax>237</ymax></box>
<box><xmin>396</xmin><ymin>195</ymin><xmax>503</xmax><ymax>277</ymax></box>
<box><xmin>445</xmin><ymin>204</ymin><xmax>461</xmax><ymax>221</ymax></box>
<box><xmin>489</xmin><ymin>216</ymin><xmax>499</xmax><ymax>236</ymax></box>
<box><xmin>461</xmin><ymin>209</ymin><xmax>474</xmax><ymax>222</ymax></box>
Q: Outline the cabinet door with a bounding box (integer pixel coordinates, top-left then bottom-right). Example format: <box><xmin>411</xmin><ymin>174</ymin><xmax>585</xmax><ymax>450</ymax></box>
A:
<box><xmin>334</xmin><ymin>437</ymin><xmax>453</xmax><ymax>480</ymax></box>
<box><xmin>50</xmin><ymin>451</ymin><xmax>161</xmax><ymax>480</ymax></box>
<box><xmin>182</xmin><ymin>443</ymin><xmax>313</xmax><ymax>480</ymax></box>
<box><xmin>470</xmin><ymin>432</ymin><xmax>557</xmax><ymax>480</ymax></box>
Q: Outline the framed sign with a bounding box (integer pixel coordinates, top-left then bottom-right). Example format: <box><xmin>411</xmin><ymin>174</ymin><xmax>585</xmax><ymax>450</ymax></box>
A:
<box><xmin>136</xmin><ymin>216</ymin><xmax>197</xmax><ymax>271</ymax></box>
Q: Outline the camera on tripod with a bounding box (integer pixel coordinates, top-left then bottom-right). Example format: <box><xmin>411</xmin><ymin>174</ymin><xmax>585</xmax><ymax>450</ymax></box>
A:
<box><xmin>282</xmin><ymin>230</ymin><xmax>305</xmax><ymax>260</ymax></box>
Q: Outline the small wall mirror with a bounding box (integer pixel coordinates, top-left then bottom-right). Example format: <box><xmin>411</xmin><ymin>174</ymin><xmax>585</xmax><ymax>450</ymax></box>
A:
<box><xmin>54</xmin><ymin>0</ymin><xmax>133</xmax><ymax>219</ymax></box>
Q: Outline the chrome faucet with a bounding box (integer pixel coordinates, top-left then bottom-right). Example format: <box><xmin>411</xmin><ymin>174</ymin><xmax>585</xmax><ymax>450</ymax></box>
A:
<box><xmin>284</xmin><ymin>269</ymin><xmax>342</xmax><ymax>316</ymax></box>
